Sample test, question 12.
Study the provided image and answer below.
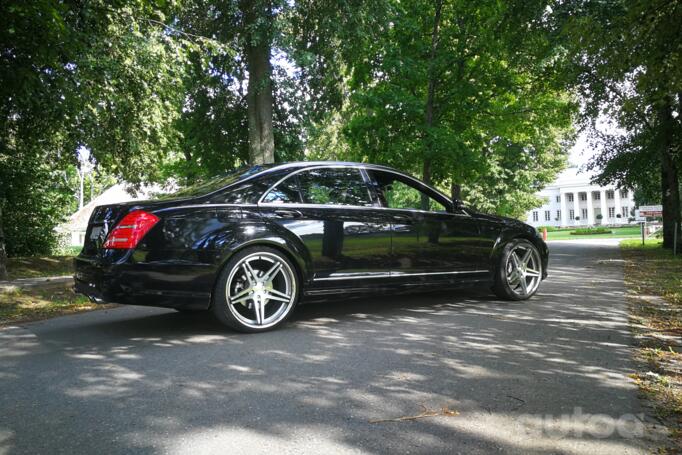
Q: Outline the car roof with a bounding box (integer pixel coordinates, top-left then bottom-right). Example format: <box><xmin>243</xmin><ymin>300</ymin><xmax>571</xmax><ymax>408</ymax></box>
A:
<box><xmin>257</xmin><ymin>161</ymin><xmax>397</xmax><ymax>173</ymax></box>
<box><xmin>246</xmin><ymin>161</ymin><xmax>451</xmax><ymax>202</ymax></box>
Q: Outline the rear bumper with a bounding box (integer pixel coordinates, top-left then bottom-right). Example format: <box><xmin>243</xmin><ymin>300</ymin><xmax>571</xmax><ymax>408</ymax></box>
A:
<box><xmin>73</xmin><ymin>256</ymin><xmax>213</xmax><ymax>310</ymax></box>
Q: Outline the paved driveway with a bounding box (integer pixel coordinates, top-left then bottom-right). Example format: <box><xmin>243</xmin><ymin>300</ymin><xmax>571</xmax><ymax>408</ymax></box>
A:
<box><xmin>0</xmin><ymin>241</ymin><xmax>657</xmax><ymax>454</ymax></box>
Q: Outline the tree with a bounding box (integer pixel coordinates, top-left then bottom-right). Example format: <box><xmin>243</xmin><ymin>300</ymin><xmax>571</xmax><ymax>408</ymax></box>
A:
<box><xmin>171</xmin><ymin>0</ymin><xmax>387</xmax><ymax>170</ymax></box>
<box><xmin>0</xmin><ymin>1</ymin><xmax>191</xmax><ymax>274</ymax></box>
<box><xmin>339</xmin><ymin>0</ymin><xmax>576</xmax><ymax>218</ymax></box>
<box><xmin>558</xmin><ymin>0</ymin><xmax>682</xmax><ymax>249</ymax></box>
<box><xmin>240</xmin><ymin>0</ymin><xmax>275</xmax><ymax>164</ymax></box>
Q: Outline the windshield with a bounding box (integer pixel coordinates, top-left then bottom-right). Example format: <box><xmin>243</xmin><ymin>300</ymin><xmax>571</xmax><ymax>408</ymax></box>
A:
<box><xmin>156</xmin><ymin>165</ymin><xmax>276</xmax><ymax>200</ymax></box>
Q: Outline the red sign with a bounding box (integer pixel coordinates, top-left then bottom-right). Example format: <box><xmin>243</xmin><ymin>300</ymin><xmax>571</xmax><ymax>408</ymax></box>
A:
<box><xmin>639</xmin><ymin>205</ymin><xmax>663</xmax><ymax>217</ymax></box>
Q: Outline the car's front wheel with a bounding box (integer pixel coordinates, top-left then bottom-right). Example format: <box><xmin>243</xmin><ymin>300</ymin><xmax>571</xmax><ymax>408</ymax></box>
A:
<box><xmin>492</xmin><ymin>239</ymin><xmax>543</xmax><ymax>300</ymax></box>
<box><xmin>212</xmin><ymin>247</ymin><xmax>299</xmax><ymax>332</ymax></box>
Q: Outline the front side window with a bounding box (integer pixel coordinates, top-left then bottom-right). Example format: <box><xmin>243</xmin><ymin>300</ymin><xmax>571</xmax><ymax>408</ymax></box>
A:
<box><xmin>263</xmin><ymin>167</ymin><xmax>373</xmax><ymax>207</ymax></box>
<box><xmin>370</xmin><ymin>171</ymin><xmax>447</xmax><ymax>212</ymax></box>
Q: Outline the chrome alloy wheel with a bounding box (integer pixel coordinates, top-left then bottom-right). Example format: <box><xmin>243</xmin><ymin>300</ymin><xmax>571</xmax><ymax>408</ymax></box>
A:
<box><xmin>225</xmin><ymin>252</ymin><xmax>297</xmax><ymax>329</ymax></box>
<box><xmin>505</xmin><ymin>244</ymin><xmax>542</xmax><ymax>298</ymax></box>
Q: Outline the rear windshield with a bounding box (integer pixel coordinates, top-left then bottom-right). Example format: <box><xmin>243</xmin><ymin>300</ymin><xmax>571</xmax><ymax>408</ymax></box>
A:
<box><xmin>156</xmin><ymin>165</ymin><xmax>276</xmax><ymax>200</ymax></box>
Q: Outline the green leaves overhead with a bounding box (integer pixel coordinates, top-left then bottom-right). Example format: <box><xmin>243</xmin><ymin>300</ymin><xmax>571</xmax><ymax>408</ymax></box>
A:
<box><xmin>340</xmin><ymin>0</ymin><xmax>576</xmax><ymax>217</ymax></box>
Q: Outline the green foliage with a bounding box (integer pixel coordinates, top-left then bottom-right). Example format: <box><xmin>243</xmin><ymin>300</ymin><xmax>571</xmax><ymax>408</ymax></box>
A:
<box><xmin>1</xmin><ymin>1</ymin><xmax>193</xmax><ymax>255</ymax></box>
<box><xmin>338</xmin><ymin>0</ymin><xmax>576</xmax><ymax>218</ymax></box>
<box><xmin>0</xmin><ymin>153</ymin><xmax>72</xmax><ymax>256</ymax></box>
<box><xmin>558</xmin><ymin>0</ymin><xmax>682</xmax><ymax>247</ymax></box>
<box><xmin>1</xmin><ymin>0</ymin><xmax>583</xmax><ymax>260</ymax></box>
<box><xmin>571</xmin><ymin>227</ymin><xmax>612</xmax><ymax>236</ymax></box>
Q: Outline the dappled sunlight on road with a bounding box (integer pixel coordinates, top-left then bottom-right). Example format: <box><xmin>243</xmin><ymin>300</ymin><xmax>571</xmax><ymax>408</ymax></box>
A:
<box><xmin>0</xmin><ymin>242</ymin><xmax>658</xmax><ymax>454</ymax></box>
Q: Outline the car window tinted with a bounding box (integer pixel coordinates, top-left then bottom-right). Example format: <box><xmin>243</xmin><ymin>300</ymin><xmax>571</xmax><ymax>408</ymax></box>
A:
<box><xmin>208</xmin><ymin>172</ymin><xmax>287</xmax><ymax>204</ymax></box>
<box><xmin>371</xmin><ymin>171</ymin><xmax>447</xmax><ymax>212</ymax></box>
<box><xmin>296</xmin><ymin>168</ymin><xmax>373</xmax><ymax>206</ymax></box>
<box><xmin>262</xmin><ymin>175</ymin><xmax>301</xmax><ymax>204</ymax></box>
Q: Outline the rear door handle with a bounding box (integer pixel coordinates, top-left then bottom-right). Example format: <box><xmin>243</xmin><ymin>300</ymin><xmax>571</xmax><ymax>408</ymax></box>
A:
<box><xmin>274</xmin><ymin>209</ymin><xmax>303</xmax><ymax>219</ymax></box>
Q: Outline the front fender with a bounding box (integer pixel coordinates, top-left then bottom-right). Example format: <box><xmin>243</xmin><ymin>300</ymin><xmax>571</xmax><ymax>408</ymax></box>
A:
<box><xmin>490</xmin><ymin>227</ymin><xmax>549</xmax><ymax>279</ymax></box>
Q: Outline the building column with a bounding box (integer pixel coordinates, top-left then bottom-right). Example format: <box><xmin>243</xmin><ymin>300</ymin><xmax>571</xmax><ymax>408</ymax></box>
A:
<box><xmin>560</xmin><ymin>192</ymin><xmax>568</xmax><ymax>226</ymax></box>
<box><xmin>614</xmin><ymin>189</ymin><xmax>622</xmax><ymax>224</ymax></box>
<box><xmin>573</xmin><ymin>192</ymin><xmax>579</xmax><ymax>225</ymax></box>
<box><xmin>600</xmin><ymin>190</ymin><xmax>608</xmax><ymax>224</ymax></box>
<box><xmin>586</xmin><ymin>191</ymin><xmax>595</xmax><ymax>225</ymax></box>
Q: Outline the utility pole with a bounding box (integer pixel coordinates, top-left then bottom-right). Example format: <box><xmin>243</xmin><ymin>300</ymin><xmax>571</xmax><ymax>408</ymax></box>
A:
<box><xmin>79</xmin><ymin>168</ymin><xmax>84</xmax><ymax>209</ymax></box>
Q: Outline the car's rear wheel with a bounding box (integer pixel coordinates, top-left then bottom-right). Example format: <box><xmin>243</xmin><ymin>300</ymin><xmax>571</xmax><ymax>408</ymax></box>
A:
<box><xmin>492</xmin><ymin>239</ymin><xmax>542</xmax><ymax>301</ymax></box>
<box><xmin>212</xmin><ymin>247</ymin><xmax>299</xmax><ymax>332</ymax></box>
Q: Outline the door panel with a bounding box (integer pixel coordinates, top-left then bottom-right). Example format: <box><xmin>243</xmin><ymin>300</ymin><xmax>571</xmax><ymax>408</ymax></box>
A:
<box><xmin>259</xmin><ymin>166</ymin><xmax>393</xmax><ymax>284</ymax></box>
<box><xmin>388</xmin><ymin>210</ymin><xmax>489</xmax><ymax>274</ymax></box>
<box><xmin>366</xmin><ymin>169</ymin><xmax>494</xmax><ymax>278</ymax></box>
<box><xmin>260</xmin><ymin>207</ymin><xmax>392</xmax><ymax>279</ymax></box>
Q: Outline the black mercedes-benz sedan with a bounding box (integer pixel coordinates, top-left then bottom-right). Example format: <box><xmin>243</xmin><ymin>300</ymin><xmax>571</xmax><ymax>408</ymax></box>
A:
<box><xmin>74</xmin><ymin>161</ymin><xmax>548</xmax><ymax>332</ymax></box>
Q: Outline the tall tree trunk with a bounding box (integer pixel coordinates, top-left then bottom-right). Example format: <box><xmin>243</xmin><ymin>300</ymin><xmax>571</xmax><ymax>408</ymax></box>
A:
<box><xmin>658</xmin><ymin>99</ymin><xmax>681</xmax><ymax>250</ymax></box>
<box><xmin>240</xmin><ymin>0</ymin><xmax>275</xmax><ymax>165</ymax></box>
<box><xmin>0</xmin><ymin>203</ymin><xmax>8</xmax><ymax>281</ymax></box>
<box><xmin>421</xmin><ymin>0</ymin><xmax>443</xmax><ymax>211</ymax></box>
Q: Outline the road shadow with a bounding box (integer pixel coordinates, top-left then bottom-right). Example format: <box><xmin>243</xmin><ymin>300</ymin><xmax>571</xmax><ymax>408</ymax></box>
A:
<box><xmin>0</xmin><ymin>242</ymin><xmax>656</xmax><ymax>454</ymax></box>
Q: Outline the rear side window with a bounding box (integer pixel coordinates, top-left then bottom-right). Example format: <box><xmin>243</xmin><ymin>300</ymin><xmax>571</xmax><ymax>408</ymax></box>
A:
<box><xmin>298</xmin><ymin>168</ymin><xmax>373</xmax><ymax>206</ymax></box>
<box><xmin>261</xmin><ymin>175</ymin><xmax>301</xmax><ymax>204</ymax></box>
<box><xmin>210</xmin><ymin>172</ymin><xmax>286</xmax><ymax>204</ymax></box>
<box><xmin>262</xmin><ymin>168</ymin><xmax>374</xmax><ymax>207</ymax></box>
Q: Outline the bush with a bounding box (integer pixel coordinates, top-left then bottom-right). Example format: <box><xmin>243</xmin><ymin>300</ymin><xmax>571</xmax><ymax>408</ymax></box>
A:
<box><xmin>570</xmin><ymin>227</ymin><xmax>612</xmax><ymax>235</ymax></box>
<box><xmin>0</xmin><ymin>154</ymin><xmax>73</xmax><ymax>257</ymax></box>
<box><xmin>536</xmin><ymin>226</ymin><xmax>573</xmax><ymax>233</ymax></box>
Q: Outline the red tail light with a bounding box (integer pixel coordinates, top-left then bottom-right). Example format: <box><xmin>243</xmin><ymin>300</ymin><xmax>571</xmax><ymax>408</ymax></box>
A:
<box><xmin>103</xmin><ymin>210</ymin><xmax>160</xmax><ymax>249</ymax></box>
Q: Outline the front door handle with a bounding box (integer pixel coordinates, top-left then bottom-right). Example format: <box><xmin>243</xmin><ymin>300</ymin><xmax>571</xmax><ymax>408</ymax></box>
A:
<box><xmin>274</xmin><ymin>209</ymin><xmax>303</xmax><ymax>219</ymax></box>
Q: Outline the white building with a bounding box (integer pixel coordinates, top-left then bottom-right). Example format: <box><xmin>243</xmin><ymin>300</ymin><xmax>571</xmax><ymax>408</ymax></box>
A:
<box><xmin>60</xmin><ymin>183</ymin><xmax>160</xmax><ymax>246</ymax></box>
<box><xmin>525</xmin><ymin>167</ymin><xmax>637</xmax><ymax>228</ymax></box>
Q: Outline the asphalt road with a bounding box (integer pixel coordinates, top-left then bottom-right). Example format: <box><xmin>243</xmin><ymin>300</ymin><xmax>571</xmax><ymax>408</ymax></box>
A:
<box><xmin>0</xmin><ymin>241</ymin><xmax>659</xmax><ymax>454</ymax></box>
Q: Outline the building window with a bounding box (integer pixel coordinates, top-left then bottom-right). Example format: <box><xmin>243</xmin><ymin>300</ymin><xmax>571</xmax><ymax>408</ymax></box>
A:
<box><xmin>532</xmin><ymin>211</ymin><xmax>539</xmax><ymax>222</ymax></box>
<box><xmin>556</xmin><ymin>210</ymin><xmax>561</xmax><ymax>220</ymax></box>
<box><xmin>620</xmin><ymin>190</ymin><xmax>628</xmax><ymax>199</ymax></box>
<box><xmin>556</xmin><ymin>195</ymin><xmax>560</xmax><ymax>203</ymax></box>
<box><xmin>607</xmin><ymin>190</ymin><xmax>614</xmax><ymax>199</ymax></box>
<box><xmin>593</xmin><ymin>191</ymin><xmax>601</xmax><ymax>201</ymax></box>
<box><xmin>608</xmin><ymin>207</ymin><xmax>615</xmax><ymax>218</ymax></box>
<box><xmin>622</xmin><ymin>206</ymin><xmax>629</xmax><ymax>217</ymax></box>
<box><xmin>582</xmin><ymin>208</ymin><xmax>588</xmax><ymax>219</ymax></box>
<box><xmin>580</xmin><ymin>193</ymin><xmax>587</xmax><ymax>201</ymax></box>
<box><xmin>567</xmin><ymin>193</ymin><xmax>574</xmax><ymax>202</ymax></box>
<box><xmin>569</xmin><ymin>209</ymin><xmax>575</xmax><ymax>220</ymax></box>
<box><xmin>545</xmin><ymin>210</ymin><xmax>551</xmax><ymax>221</ymax></box>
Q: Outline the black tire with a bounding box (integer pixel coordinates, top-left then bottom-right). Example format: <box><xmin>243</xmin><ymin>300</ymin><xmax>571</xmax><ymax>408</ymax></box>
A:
<box><xmin>211</xmin><ymin>246</ymin><xmax>300</xmax><ymax>333</ymax></box>
<box><xmin>492</xmin><ymin>238</ymin><xmax>542</xmax><ymax>301</ymax></box>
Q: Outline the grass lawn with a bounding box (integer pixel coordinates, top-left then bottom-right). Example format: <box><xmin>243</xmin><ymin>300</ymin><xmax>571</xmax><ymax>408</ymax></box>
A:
<box><xmin>546</xmin><ymin>225</ymin><xmax>642</xmax><ymax>240</ymax></box>
<box><xmin>0</xmin><ymin>284</ymin><xmax>113</xmax><ymax>326</ymax></box>
<box><xmin>621</xmin><ymin>239</ymin><xmax>682</xmax><ymax>449</ymax></box>
<box><xmin>5</xmin><ymin>254</ymin><xmax>77</xmax><ymax>280</ymax></box>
